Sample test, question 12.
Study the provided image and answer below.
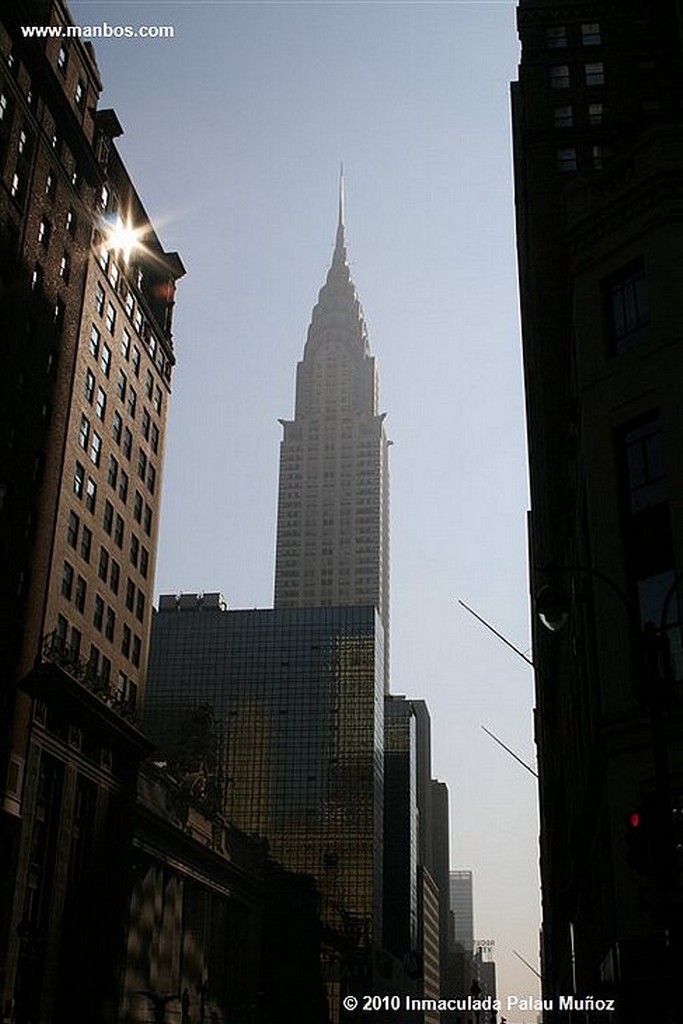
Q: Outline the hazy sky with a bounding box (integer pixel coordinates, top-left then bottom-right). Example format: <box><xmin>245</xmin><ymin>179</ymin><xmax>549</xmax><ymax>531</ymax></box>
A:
<box><xmin>72</xmin><ymin>0</ymin><xmax>539</xmax><ymax>1012</ymax></box>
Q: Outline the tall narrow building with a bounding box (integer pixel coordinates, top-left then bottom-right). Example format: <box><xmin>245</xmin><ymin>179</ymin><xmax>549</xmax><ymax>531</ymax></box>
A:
<box><xmin>512</xmin><ymin>2</ymin><xmax>683</xmax><ymax>1019</ymax></box>
<box><xmin>0</xmin><ymin>3</ymin><xmax>183</xmax><ymax>1018</ymax></box>
<box><xmin>274</xmin><ymin>181</ymin><xmax>391</xmax><ymax>686</ymax></box>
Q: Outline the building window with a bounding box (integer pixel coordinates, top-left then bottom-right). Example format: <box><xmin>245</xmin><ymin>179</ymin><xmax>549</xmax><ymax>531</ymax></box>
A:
<box><xmin>112</xmin><ymin>411</ymin><xmax>123</xmax><ymax>445</ymax></box>
<box><xmin>134</xmin><ymin>491</ymin><xmax>143</xmax><ymax>523</ymax></box>
<box><xmin>103</xmin><ymin>500</ymin><xmax>113</xmax><ymax>535</ymax></box>
<box><xmin>105</xmin><ymin>302</ymin><xmax>116</xmax><ymax>335</ymax></box>
<box><xmin>126</xmin><ymin>579</ymin><xmax>135</xmax><ymax>611</ymax></box>
<box><xmin>554</xmin><ymin>105</ymin><xmax>573</xmax><ymax>128</ymax></box>
<box><xmin>143</xmin><ymin>504</ymin><xmax>152</xmax><ymax>536</ymax></box>
<box><xmin>141</xmin><ymin>409</ymin><xmax>150</xmax><ymax>440</ymax></box>
<box><xmin>45</xmin><ymin>170</ymin><xmax>56</xmax><ymax>198</ymax></box>
<box><xmin>95</xmin><ymin>387</ymin><xmax>107</xmax><ymax>421</ymax></box>
<box><xmin>140</xmin><ymin>547</ymin><xmax>149</xmax><ymax>578</ymax></box>
<box><xmin>78</xmin><ymin>415</ymin><xmax>90</xmax><ymax>451</ymax></box>
<box><xmin>147</xmin><ymin>464</ymin><xmax>156</xmax><ymax>494</ymax></box>
<box><xmin>581</xmin><ymin>22</ymin><xmax>601</xmax><ymax>46</ymax></box>
<box><xmin>110</xmin><ymin>560</ymin><xmax>120</xmax><ymax>595</ymax></box>
<box><xmin>105</xmin><ymin>607</ymin><xmax>115</xmax><ymax>641</ymax></box>
<box><xmin>67</xmin><ymin>511</ymin><xmax>80</xmax><ymax>548</ymax></box>
<box><xmin>81</xmin><ymin>525</ymin><xmax>92</xmax><ymax>563</ymax></box>
<box><xmin>93</xmin><ymin>595</ymin><xmax>104</xmax><ymax>632</ymax></box>
<box><xmin>108</xmin><ymin>455</ymin><xmax>119</xmax><ymax>489</ymax></box>
<box><xmin>122</xmin><ymin>428</ymin><xmax>132</xmax><ymax>461</ymax></box>
<box><xmin>62</xmin><ymin>561</ymin><xmax>74</xmax><ymax>600</ymax></box>
<box><xmin>150</xmin><ymin>424</ymin><xmax>159</xmax><ymax>454</ymax></box>
<box><xmin>622</xmin><ymin>414</ymin><xmax>667</xmax><ymax>514</ymax></box>
<box><xmin>119</xmin><ymin>470</ymin><xmax>129</xmax><ymax>504</ymax></box>
<box><xmin>114</xmin><ymin>514</ymin><xmax>124</xmax><ymax>549</ymax></box>
<box><xmin>135</xmin><ymin>590</ymin><xmax>145</xmax><ymax>622</ymax></box>
<box><xmin>95</xmin><ymin>282</ymin><xmax>105</xmax><ymax>315</ymax></box>
<box><xmin>57</xmin><ymin>44</ymin><xmax>68</xmax><ymax>73</ymax></box>
<box><xmin>132</xmin><ymin>634</ymin><xmax>141</xmax><ymax>667</ymax></box>
<box><xmin>74</xmin><ymin>79</ymin><xmax>85</xmax><ymax>108</ymax></box>
<box><xmin>604</xmin><ymin>259</ymin><xmax>649</xmax><ymax>352</ymax></box>
<box><xmin>127</xmin><ymin>387</ymin><xmax>137</xmax><ymax>418</ymax></box>
<box><xmin>101</xmin><ymin>344</ymin><xmax>112</xmax><ymax>378</ymax></box>
<box><xmin>85</xmin><ymin>477</ymin><xmax>97</xmax><ymax>513</ymax></box>
<box><xmin>66</xmin><ymin>208</ymin><xmax>76</xmax><ymax>235</ymax></box>
<box><xmin>117</xmin><ymin>370</ymin><xmax>127</xmax><ymax>402</ymax></box>
<box><xmin>556</xmin><ymin>148</ymin><xmax>577</xmax><ymax>172</ymax></box>
<box><xmin>38</xmin><ymin>218</ymin><xmax>51</xmax><ymax>247</ymax></box>
<box><xmin>132</xmin><ymin>346</ymin><xmax>140</xmax><ymax>377</ymax></box>
<box><xmin>592</xmin><ymin>144</ymin><xmax>611</xmax><ymax>170</ymax></box>
<box><xmin>137</xmin><ymin>449</ymin><xmax>147</xmax><ymax>480</ymax></box>
<box><xmin>585</xmin><ymin>61</ymin><xmax>605</xmax><ymax>86</ymax></box>
<box><xmin>98</xmin><ymin>547</ymin><xmax>109</xmax><ymax>582</ymax></box>
<box><xmin>70</xmin><ymin>627</ymin><xmax>81</xmax><ymax>660</ymax></box>
<box><xmin>130</xmin><ymin>534</ymin><xmax>139</xmax><ymax>567</ymax></box>
<box><xmin>546</xmin><ymin>25</ymin><xmax>567</xmax><ymax>48</ymax></box>
<box><xmin>551</xmin><ymin>65</ymin><xmax>570</xmax><ymax>90</ymax></box>
<box><xmin>90</xmin><ymin>432</ymin><xmax>102</xmax><ymax>467</ymax></box>
<box><xmin>121</xmin><ymin>329</ymin><xmax>131</xmax><ymax>360</ymax></box>
<box><xmin>90</xmin><ymin>325</ymin><xmax>100</xmax><ymax>358</ymax></box>
<box><xmin>85</xmin><ymin>370</ymin><xmax>95</xmax><ymax>404</ymax></box>
<box><xmin>122</xmin><ymin>625</ymin><xmax>131</xmax><ymax>658</ymax></box>
<box><xmin>74</xmin><ymin>576</ymin><xmax>87</xmax><ymax>613</ymax></box>
<box><xmin>59</xmin><ymin>252</ymin><xmax>70</xmax><ymax>283</ymax></box>
<box><xmin>588</xmin><ymin>102</ymin><xmax>604</xmax><ymax>125</ymax></box>
<box><xmin>74</xmin><ymin>462</ymin><xmax>85</xmax><ymax>498</ymax></box>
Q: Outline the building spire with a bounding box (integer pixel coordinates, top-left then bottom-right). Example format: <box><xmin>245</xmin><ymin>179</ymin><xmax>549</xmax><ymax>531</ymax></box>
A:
<box><xmin>338</xmin><ymin>163</ymin><xmax>345</xmax><ymax>231</ymax></box>
<box><xmin>335</xmin><ymin>164</ymin><xmax>346</xmax><ymax>257</ymax></box>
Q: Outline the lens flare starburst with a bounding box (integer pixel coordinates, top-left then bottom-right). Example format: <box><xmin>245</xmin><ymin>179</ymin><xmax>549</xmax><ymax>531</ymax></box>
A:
<box><xmin>103</xmin><ymin>213</ymin><xmax>144</xmax><ymax>264</ymax></box>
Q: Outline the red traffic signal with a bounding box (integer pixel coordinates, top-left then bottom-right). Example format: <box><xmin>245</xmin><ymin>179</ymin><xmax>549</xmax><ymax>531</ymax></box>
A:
<box><xmin>625</xmin><ymin>806</ymin><xmax>652</xmax><ymax>874</ymax></box>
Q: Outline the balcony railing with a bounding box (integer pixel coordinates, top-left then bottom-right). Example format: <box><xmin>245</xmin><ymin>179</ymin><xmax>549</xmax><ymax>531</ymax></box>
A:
<box><xmin>40</xmin><ymin>631</ymin><xmax>140</xmax><ymax>725</ymax></box>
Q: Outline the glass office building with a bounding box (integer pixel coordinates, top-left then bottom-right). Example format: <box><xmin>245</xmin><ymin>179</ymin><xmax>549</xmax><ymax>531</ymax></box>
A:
<box><xmin>145</xmin><ymin>596</ymin><xmax>385</xmax><ymax>954</ymax></box>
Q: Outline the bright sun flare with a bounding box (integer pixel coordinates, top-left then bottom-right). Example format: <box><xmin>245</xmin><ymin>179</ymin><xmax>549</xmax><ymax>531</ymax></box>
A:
<box><xmin>104</xmin><ymin>214</ymin><xmax>143</xmax><ymax>264</ymax></box>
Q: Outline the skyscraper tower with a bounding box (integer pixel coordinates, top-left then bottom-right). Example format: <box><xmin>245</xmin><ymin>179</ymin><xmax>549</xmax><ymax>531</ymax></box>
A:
<box><xmin>0</xmin><ymin>4</ymin><xmax>183</xmax><ymax>1017</ymax></box>
<box><xmin>274</xmin><ymin>178</ymin><xmax>391</xmax><ymax>686</ymax></box>
<box><xmin>512</xmin><ymin>2</ymin><xmax>683</xmax><ymax>1019</ymax></box>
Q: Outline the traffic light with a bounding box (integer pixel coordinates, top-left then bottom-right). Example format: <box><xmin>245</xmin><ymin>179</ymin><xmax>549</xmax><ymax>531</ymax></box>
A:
<box><xmin>625</xmin><ymin>806</ymin><xmax>652</xmax><ymax>875</ymax></box>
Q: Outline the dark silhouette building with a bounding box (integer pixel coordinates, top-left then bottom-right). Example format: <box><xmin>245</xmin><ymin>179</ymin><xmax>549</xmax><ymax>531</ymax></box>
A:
<box><xmin>0</xmin><ymin>2</ymin><xmax>184</xmax><ymax>1019</ymax></box>
<box><xmin>146</xmin><ymin>597</ymin><xmax>385</xmax><ymax>1017</ymax></box>
<box><xmin>512</xmin><ymin>2</ymin><xmax>683</xmax><ymax>1019</ymax></box>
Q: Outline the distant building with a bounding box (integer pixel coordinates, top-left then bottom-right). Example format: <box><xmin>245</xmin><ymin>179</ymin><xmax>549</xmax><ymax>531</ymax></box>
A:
<box><xmin>0</xmin><ymin>2</ymin><xmax>184</xmax><ymax>1019</ymax></box>
<box><xmin>273</xmin><ymin>182</ymin><xmax>391</xmax><ymax>686</ymax></box>
<box><xmin>450</xmin><ymin>870</ymin><xmax>474</xmax><ymax>955</ymax></box>
<box><xmin>383</xmin><ymin>697</ymin><xmax>419</xmax><ymax>962</ymax></box>
<box><xmin>512</xmin><ymin>1</ymin><xmax>683</xmax><ymax>1019</ymax></box>
<box><xmin>146</xmin><ymin>596</ymin><xmax>385</xmax><ymax>1009</ymax></box>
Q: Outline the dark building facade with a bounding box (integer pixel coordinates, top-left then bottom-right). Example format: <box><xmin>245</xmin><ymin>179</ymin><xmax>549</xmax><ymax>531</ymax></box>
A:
<box><xmin>512</xmin><ymin>2</ymin><xmax>683</xmax><ymax>1020</ymax></box>
<box><xmin>145</xmin><ymin>597</ymin><xmax>385</xmax><ymax>1017</ymax></box>
<box><xmin>0</xmin><ymin>2</ymin><xmax>184</xmax><ymax>1019</ymax></box>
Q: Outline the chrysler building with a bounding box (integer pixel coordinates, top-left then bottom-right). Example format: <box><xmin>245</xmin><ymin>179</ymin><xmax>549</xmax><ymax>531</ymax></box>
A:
<box><xmin>274</xmin><ymin>180</ymin><xmax>391</xmax><ymax>686</ymax></box>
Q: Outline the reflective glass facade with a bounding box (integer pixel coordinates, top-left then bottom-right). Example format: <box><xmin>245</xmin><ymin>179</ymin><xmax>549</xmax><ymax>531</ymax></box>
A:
<box><xmin>145</xmin><ymin>599</ymin><xmax>385</xmax><ymax>950</ymax></box>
